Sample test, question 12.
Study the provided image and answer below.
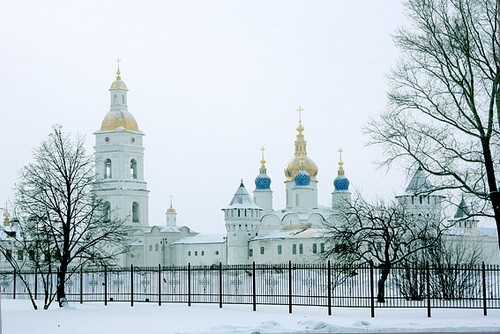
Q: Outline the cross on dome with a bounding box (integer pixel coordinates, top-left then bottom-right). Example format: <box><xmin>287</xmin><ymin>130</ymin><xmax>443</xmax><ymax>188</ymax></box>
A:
<box><xmin>116</xmin><ymin>58</ymin><xmax>122</xmax><ymax>80</ymax></box>
<box><xmin>297</xmin><ymin>105</ymin><xmax>304</xmax><ymax>123</ymax></box>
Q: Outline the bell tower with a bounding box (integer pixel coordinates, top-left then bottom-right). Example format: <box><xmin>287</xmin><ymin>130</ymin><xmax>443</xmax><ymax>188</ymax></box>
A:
<box><xmin>94</xmin><ymin>61</ymin><xmax>149</xmax><ymax>227</ymax></box>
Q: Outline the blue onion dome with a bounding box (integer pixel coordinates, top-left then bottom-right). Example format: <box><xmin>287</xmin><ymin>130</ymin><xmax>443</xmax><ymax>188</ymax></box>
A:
<box><xmin>255</xmin><ymin>174</ymin><xmax>271</xmax><ymax>189</ymax></box>
<box><xmin>255</xmin><ymin>146</ymin><xmax>272</xmax><ymax>190</ymax></box>
<box><xmin>295</xmin><ymin>169</ymin><xmax>311</xmax><ymax>186</ymax></box>
<box><xmin>333</xmin><ymin>148</ymin><xmax>350</xmax><ymax>191</ymax></box>
<box><xmin>334</xmin><ymin>176</ymin><xmax>350</xmax><ymax>191</ymax></box>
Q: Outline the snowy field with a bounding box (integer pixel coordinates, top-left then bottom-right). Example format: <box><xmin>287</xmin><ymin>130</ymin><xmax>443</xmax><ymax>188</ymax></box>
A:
<box><xmin>2</xmin><ymin>300</ymin><xmax>500</xmax><ymax>333</ymax></box>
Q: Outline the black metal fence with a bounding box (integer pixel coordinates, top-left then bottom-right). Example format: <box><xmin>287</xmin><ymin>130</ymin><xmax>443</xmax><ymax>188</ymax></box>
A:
<box><xmin>1</xmin><ymin>261</ymin><xmax>499</xmax><ymax>317</ymax></box>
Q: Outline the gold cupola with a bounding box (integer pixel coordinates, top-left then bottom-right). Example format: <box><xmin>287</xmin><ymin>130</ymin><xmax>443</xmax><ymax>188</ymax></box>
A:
<box><xmin>284</xmin><ymin>106</ymin><xmax>318</xmax><ymax>182</ymax></box>
<box><xmin>100</xmin><ymin>61</ymin><xmax>139</xmax><ymax>132</ymax></box>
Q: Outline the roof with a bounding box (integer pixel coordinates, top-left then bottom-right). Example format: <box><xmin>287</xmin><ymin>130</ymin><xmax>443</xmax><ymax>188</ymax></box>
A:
<box><xmin>173</xmin><ymin>234</ymin><xmax>226</xmax><ymax>245</ymax></box>
<box><xmin>225</xmin><ymin>182</ymin><xmax>261</xmax><ymax>209</ymax></box>
<box><xmin>405</xmin><ymin>166</ymin><xmax>433</xmax><ymax>194</ymax></box>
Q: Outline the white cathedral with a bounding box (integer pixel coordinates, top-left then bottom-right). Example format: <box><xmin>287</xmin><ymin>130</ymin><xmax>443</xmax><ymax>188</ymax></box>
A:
<box><xmin>88</xmin><ymin>68</ymin><xmax>500</xmax><ymax>267</ymax></box>
<box><xmin>3</xmin><ymin>68</ymin><xmax>497</xmax><ymax>268</ymax></box>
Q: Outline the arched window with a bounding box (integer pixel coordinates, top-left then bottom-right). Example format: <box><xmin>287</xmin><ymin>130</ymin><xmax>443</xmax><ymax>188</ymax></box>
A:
<box><xmin>132</xmin><ymin>202</ymin><xmax>139</xmax><ymax>222</ymax></box>
<box><xmin>103</xmin><ymin>202</ymin><xmax>111</xmax><ymax>222</ymax></box>
<box><xmin>130</xmin><ymin>159</ymin><xmax>137</xmax><ymax>179</ymax></box>
<box><xmin>104</xmin><ymin>159</ymin><xmax>112</xmax><ymax>179</ymax></box>
<box><xmin>113</xmin><ymin>94</ymin><xmax>117</xmax><ymax>104</ymax></box>
<box><xmin>121</xmin><ymin>95</ymin><xmax>125</xmax><ymax>104</ymax></box>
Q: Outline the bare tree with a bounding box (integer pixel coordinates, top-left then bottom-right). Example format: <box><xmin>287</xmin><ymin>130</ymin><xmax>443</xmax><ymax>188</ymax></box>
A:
<box><xmin>323</xmin><ymin>195</ymin><xmax>443</xmax><ymax>303</ymax></box>
<box><xmin>14</xmin><ymin>125</ymin><xmax>130</xmax><ymax>308</ymax></box>
<box><xmin>0</xmin><ymin>213</ymin><xmax>58</xmax><ymax>310</ymax></box>
<box><xmin>366</xmin><ymin>0</ymin><xmax>500</xmax><ymax>247</ymax></box>
<box><xmin>428</xmin><ymin>234</ymin><xmax>484</xmax><ymax>299</ymax></box>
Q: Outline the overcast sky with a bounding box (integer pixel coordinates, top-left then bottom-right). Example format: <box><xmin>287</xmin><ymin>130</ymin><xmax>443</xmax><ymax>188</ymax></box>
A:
<box><xmin>1</xmin><ymin>1</ymin><xmax>413</xmax><ymax>233</ymax></box>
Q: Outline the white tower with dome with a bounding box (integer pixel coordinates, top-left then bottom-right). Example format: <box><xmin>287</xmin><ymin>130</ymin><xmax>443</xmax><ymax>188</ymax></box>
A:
<box><xmin>94</xmin><ymin>63</ymin><xmax>149</xmax><ymax>227</ymax></box>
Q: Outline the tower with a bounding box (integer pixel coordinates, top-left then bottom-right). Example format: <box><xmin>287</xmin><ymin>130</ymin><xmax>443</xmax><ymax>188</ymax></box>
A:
<box><xmin>253</xmin><ymin>146</ymin><xmax>273</xmax><ymax>213</ymax></box>
<box><xmin>291</xmin><ymin>160</ymin><xmax>315</xmax><ymax>212</ymax></box>
<box><xmin>223</xmin><ymin>181</ymin><xmax>262</xmax><ymax>264</ymax></box>
<box><xmin>332</xmin><ymin>148</ymin><xmax>351</xmax><ymax>213</ymax></box>
<box><xmin>166</xmin><ymin>196</ymin><xmax>177</xmax><ymax>227</ymax></box>
<box><xmin>283</xmin><ymin>106</ymin><xmax>318</xmax><ymax>210</ymax></box>
<box><xmin>448</xmin><ymin>195</ymin><xmax>478</xmax><ymax>228</ymax></box>
<box><xmin>396</xmin><ymin>166</ymin><xmax>443</xmax><ymax>219</ymax></box>
<box><xmin>94</xmin><ymin>64</ymin><xmax>149</xmax><ymax>227</ymax></box>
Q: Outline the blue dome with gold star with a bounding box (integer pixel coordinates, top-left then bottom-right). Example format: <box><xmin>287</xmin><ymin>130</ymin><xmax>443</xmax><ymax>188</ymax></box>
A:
<box><xmin>334</xmin><ymin>176</ymin><xmax>349</xmax><ymax>191</ymax></box>
<box><xmin>294</xmin><ymin>169</ymin><xmax>311</xmax><ymax>186</ymax></box>
<box><xmin>254</xmin><ymin>146</ymin><xmax>272</xmax><ymax>190</ymax></box>
<box><xmin>255</xmin><ymin>174</ymin><xmax>271</xmax><ymax>189</ymax></box>
<box><xmin>333</xmin><ymin>149</ymin><xmax>350</xmax><ymax>191</ymax></box>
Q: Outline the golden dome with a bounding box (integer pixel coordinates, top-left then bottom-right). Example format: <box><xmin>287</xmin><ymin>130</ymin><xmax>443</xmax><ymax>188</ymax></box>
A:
<box><xmin>100</xmin><ymin>109</ymin><xmax>139</xmax><ymax>131</ymax></box>
<box><xmin>166</xmin><ymin>196</ymin><xmax>176</xmax><ymax>213</ymax></box>
<box><xmin>284</xmin><ymin>107</ymin><xmax>318</xmax><ymax>181</ymax></box>
<box><xmin>110</xmin><ymin>79</ymin><xmax>128</xmax><ymax>90</ymax></box>
<box><xmin>284</xmin><ymin>156</ymin><xmax>318</xmax><ymax>182</ymax></box>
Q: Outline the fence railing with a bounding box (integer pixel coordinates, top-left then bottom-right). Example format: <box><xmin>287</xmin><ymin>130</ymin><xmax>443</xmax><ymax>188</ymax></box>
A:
<box><xmin>1</xmin><ymin>261</ymin><xmax>499</xmax><ymax>317</ymax></box>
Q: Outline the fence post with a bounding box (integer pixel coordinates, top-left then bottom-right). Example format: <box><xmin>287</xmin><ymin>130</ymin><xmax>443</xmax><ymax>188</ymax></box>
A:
<box><xmin>426</xmin><ymin>262</ymin><xmax>431</xmax><ymax>318</ymax></box>
<box><xmin>219</xmin><ymin>262</ymin><xmax>223</xmax><ymax>308</ymax></box>
<box><xmin>13</xmin><ymin>269</ymin><xmax>16</xmax><ymax>300</ymax></box>
<box><xmin>158</xmin><ymin>264</ymin><xmax>162</xmax><ymax>307</ymax></box>
<box><xmin>369</xmin><ymin>260</ymin><xmax>374</xmax><ymax>318</ymax></box>
<box><xmin>327</xmin><ymin>261</ymin><xmax>332</xmax><ymax>316</ymax></box>
<box><xmin>104</xmin><ymin>266</ymin><xmax>108</xmax><ymax>306</ymax></box>
<box><xmin>80</xmin><ymin>267</ymin><xmax>83</xmax><ymax>304</ymax></box>
<box><xmin>130</xmin><ymin>265</ymin><xmax>134</xmax><ymax>307</ymax></box>
<box><xmin>34</xmin><ymin>271</ymin><xmax>38</xmax><ymax>300</ymax></box>
<box><xmin>482</xmin><ymin>262</ymin><xmax>487</xmax><ymax>316</ymax></box>
<box><xmin>188</xmin><ymin>263</ymin><xmax>191</xmax><ymax>307</ymax></box>
<box><xmin>288</xmin><ymin>261</ymin><xmax>292</xmax><ymax>314</ymax></box>
<box><xmin>252</xmin><ymin>262</ymin><xmax>256</xmax><ymax>311</ymax></box>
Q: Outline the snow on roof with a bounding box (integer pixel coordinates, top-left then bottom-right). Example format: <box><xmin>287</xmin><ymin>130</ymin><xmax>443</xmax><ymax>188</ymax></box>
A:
<box><xmin>290</xmin><ymin>228</ymin><xmax>324</xmax><ymax>239</ymax></box>
<box><xmin>225</xmin><ymin>182</ymin><xmax>261</xmax><ymax>209</ymax></box>
<box><xmin>445</xmin><ymin>227</ymin><xmax>497</xmax><ymax>238</ymax></box>
<box><xmin>173</xmin><ymin>233</ymin><xmax>226</xmax><ymax>245</ymax></box>
<box><xmin>268</xmin><ymin>207</ymin><xmax>331</xmax><ymax>220</ymax></box>
<box><xmin>252</xmin><ymin>229</ymin><xmax>306</xmax><ymax>241</ymax></box>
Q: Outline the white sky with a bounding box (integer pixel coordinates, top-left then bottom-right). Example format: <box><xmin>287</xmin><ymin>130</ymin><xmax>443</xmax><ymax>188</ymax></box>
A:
<box><xmin>1</xmin><ymin>1</ymin><xmax>411</xmax><ymax>233</ymax></box>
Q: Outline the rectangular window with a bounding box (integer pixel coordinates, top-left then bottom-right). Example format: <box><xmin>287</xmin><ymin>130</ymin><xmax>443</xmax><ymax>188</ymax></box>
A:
<box><xmin>320</xmin><ymin>243</ymin><xmax>325</xmax><ymax>253</ymax></box>
<box><xmin>292</xmin><ymin>244</ymin><xmax>297</xmax><ymax>255</ymax></box>
<box><xmin>188</xmin><ymin>251</ymin><xmax>191</xmax><ymax>256</ymax></box>
<box><xmin>201</xmin><ymin>251</ymin><xmax>205</xmax><ymax>256</ymax></box>
<box><xmin>260</xmin><ymin>246</ymin><xmax>265</xmax><ymax>255</ymax></box>
<box><xmin>312</xmin><ymin>243</ymin><xmax>317</xmax><ymax>254</ymax></box>
<box><xmin>299</xmin><ymin>244</ymin><xmax>303</xmax><ymax>254</ymax></box>
<box><xmin>17</xmin><ymin>250</ymin><xmax>23</xmax><ymax>261</ymax></box>
<box><xmin>195</xmin><ymin>251</ymin><xmax>198</xmax><ymax>256</ymax></box>
<box><xmin>248</xmin><ymin>249</ymin><xmax>253</xmax><ymax>257</ymax></box>
<box><xmin>277</xmin><ymin>245</ymin><xmax>282</xmax><ymax>255</ymax></box>
<box><xmin>155</xmin><ymin>244</ymin><xmax>159</xmax><ymax>251</ymax></box>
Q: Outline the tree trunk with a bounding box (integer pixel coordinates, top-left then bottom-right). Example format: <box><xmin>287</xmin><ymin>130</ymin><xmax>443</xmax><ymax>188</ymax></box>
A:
<box><xmin>481</xmin><ymin>138</ymin><xmax>500</xmax><ymax>250</ymax></box>
<box><xmin>377</xmin><ymin>263</ymin><xmax>391</xmax><ymax>303</ymax></box>
<box><xmin>57</xmin><ymin>264</ymin><xmax>68</xmax><ymax>307</ymax></box>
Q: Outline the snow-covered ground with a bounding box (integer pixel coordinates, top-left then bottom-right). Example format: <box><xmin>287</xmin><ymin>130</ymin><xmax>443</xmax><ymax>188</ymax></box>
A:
<box><xmin>2</xmin><ymin>299</ymin><xmax>499</xmax><ymax>333</ymax></box>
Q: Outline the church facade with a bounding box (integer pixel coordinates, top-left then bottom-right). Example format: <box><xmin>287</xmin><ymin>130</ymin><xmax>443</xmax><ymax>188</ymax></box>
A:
<box><xmin>90</xmin><ymin>69</ymin><xmax>500</xmax><ymax>267</ymax></box>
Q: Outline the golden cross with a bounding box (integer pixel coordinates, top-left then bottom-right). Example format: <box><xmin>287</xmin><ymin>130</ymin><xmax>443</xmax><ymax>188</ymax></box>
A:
<box><xmin>260</xmin><ymin>146</ymin><xmax>265</xmax><ymax>160</ymax></box>
<box><xmin>297</xmin><ymin>105</ymin><xmax>304</xmax><ymax>122</ymax></box>
<box><xmin>338</xmin><ymin>148</ymin><xmax>343</xmax><ymax>162</ymax></box>
<box><xmin>115</xmin><ymin>58</ymin><xmax>122</xmax><ymax>79</ymax></box>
